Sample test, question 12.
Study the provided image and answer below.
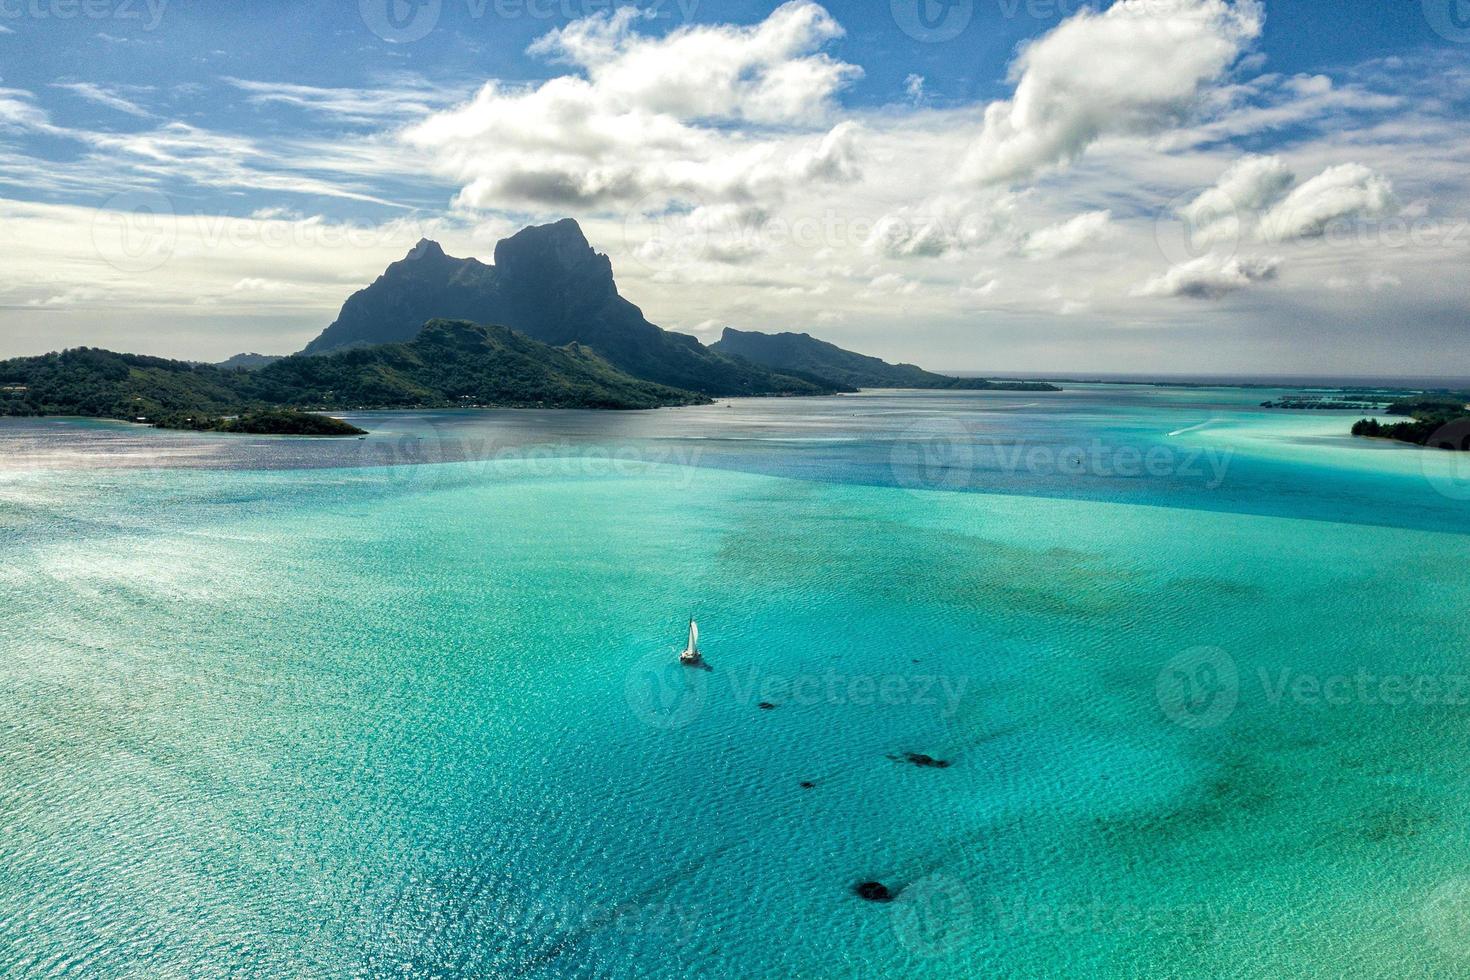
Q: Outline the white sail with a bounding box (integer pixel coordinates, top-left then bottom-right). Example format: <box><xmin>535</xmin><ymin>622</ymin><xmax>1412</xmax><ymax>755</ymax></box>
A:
<box><xmin>679</xmin><ymin>617</ymin><xmax>702</xmax><ymax>665</ymax></box>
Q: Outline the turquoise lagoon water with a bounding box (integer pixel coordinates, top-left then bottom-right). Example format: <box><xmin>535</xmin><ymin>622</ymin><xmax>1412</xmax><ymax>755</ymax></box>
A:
<box><xmin>3</xmin><ymin>387</ymin><xmax>1470</xmax><ymax>977</ymax></box>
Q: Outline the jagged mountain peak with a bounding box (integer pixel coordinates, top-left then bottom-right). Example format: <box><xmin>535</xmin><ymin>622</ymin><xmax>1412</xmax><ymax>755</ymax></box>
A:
<box><xmin>492</xmin><ymin>218</ymin><xmax>613</xmax><ymax>295</ymax></box>
<box><xmin>393</xmin><ymin>238</ymin><xmax>453</xmax><ymax>268</ymax></box>
<box><xmin>407</xmin><ymin>237</ymin><xmax>446</xmax><ymax>258</ymax></box>
<box><xmin>299</xmin><ymin>220</ymin><xmax>833</xmax><ymax>397</ymax></box>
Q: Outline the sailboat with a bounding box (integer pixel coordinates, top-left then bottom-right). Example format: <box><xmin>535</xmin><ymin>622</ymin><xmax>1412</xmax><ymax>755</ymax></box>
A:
<box><xmin>679</xmin><ymin>618</ymin><xmax>704</xmax><ymax>667</ymax></box>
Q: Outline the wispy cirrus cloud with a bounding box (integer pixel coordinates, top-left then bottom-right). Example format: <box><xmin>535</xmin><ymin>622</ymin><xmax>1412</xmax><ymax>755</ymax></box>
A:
<box><xmin>223</xmin><ymin>77</ymin><xmax>468</xmax><ymax>125</ymax></box>
<box><xmin>50</xmin><ymin>82</ymin><xmax>151</xmax><ymax>118</ymax></box>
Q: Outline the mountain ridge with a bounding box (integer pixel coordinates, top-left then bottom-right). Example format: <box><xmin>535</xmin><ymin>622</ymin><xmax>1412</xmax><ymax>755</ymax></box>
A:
<box><xmin>302</xmin><ymin>220</ymin><xmax>836</xmax><ymax>398</ymax></box>
<box><xmin>710</xmin><ymin>328</ymin><xmax>1061</xmax><ymax>392</ymax></box>
<box><xmin>216</xmin><ymin>352</ymin><xmax>283</xmax><ymax>371</ymax></box>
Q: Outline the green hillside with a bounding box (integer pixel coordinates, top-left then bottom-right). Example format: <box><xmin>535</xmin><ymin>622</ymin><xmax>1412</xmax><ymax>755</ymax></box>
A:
<box><xmin>711</xmin><ymin>328</ymin><xmax>1059</xmax><ymax>391</ymax></box>
<box><xmin>0</xmin><ymin>319</ymin><xmax>709</xmax><ymax>429</ymax></box>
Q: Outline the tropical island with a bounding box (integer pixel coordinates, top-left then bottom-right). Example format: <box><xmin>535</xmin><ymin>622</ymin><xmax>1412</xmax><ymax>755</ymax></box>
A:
<box><xmin>1254</xmin><ymin>386</ymin><xmax>1470</xmax><ymax>450</ymax></box>
<box><xmin>1351</xmin><ymin>396</ymin><xmax>1470</xmax><ymax>449</ymax></box>
<box><xmin>162</xmin><ymin>411</ymin><xmax>368</xmax><ymax>437</ymax></box>
<box><xmin>0</xmin><ymin>319</ymin><xmax>710</xmax><ymax>433</ymax></box>
<box><xmin>0</xmin><ymin>220</ymin><xmax>1062</xmax><ymax>436</ymax></box>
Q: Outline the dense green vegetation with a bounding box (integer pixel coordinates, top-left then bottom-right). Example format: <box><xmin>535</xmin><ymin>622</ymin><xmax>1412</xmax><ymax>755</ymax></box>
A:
<box><xmin>1351</xmin><ymin>395</ymin><xmax>1470</xmax><ymax>448</ymax></box>
<box><xmin>0</xmin><ymin>319</ymin><xmax>710</xmax><ymax>431</ymax></box>
<box><xmin>1381</xmin><ymin>395</ymin><xmax>1470</xmax><ymax>417</ymax></box>
<box><xmin>1253</xmin><ymin>389</ymin><xmax>1470</xmax><ymax>448</ymax></box>
<box><xmin>158</xmin><ymin>411</ymin><xmax>368</xmax><ymax>436</ymax></box>
<box><xmin>0</xmin><ymin>347</ymin><xmax>250</xmax><ymax>420</ymax></box>
<box><xmin>252</xmin><ymin>319</ymin><xmax>709</xmax><ymax>410</ymax></box>
<box><xmin>710</xmin><ymin>328</ymin><xmax>1060</xmax><ymax>391</ymax></box>
<box><xmin>214</xmin><ymin>352</ymin><xmax>282</xmax><ymax>371</ymax></box>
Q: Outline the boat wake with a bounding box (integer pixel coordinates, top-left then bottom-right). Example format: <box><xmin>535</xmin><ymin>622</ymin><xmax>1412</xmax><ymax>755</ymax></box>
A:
<box><xmin>1167</xmin><ymin>419</ymin><xmax>1220</xmax><ymax>437</ymax></box>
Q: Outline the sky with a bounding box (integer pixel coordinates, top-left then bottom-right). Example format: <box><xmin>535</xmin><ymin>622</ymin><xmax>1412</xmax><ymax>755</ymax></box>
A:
<box><xmin>0</xmin><ymin>0</ymin><xmax>1467</xmax><ymax>375</ymax></box>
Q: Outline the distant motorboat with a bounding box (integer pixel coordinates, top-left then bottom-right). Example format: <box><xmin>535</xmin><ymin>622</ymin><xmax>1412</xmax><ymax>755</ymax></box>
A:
<box><xmin>679</xmin><ymin>618</ymin><xmax>703</xmax><ymax>667</ymax></box>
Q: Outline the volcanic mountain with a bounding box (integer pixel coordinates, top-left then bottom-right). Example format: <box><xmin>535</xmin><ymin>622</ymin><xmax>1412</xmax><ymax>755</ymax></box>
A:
<box><xmin>301</xmin><ymin>220</ymin><xmax>833</xmax><ymax>397</ymax></box>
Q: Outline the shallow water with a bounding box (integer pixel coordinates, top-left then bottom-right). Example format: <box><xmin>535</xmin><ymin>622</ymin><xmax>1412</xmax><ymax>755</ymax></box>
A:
<box><xmin>2</xmin><ymin>387</ymin><xmax>1469</xmax><ymax>977</ymax></box>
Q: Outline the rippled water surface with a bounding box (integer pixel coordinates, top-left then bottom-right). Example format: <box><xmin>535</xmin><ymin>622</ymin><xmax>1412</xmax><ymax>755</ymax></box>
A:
<box><xmin>3</xmin><ymin>387</ymin><xmax>1469</xmax><ymax>977</ymax></box>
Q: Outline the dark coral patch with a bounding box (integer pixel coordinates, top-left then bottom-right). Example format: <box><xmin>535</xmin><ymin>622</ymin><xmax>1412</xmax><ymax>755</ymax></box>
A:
<box><xmin>854</xmin><ymin>881</ymin><xmax>893</xmax><ymax>902</ymax></box>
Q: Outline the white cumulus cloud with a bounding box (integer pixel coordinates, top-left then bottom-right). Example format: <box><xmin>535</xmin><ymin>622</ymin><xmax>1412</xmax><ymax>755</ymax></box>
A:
<box><xmin>1133</xmin><ymin>252</ymin><xmax>1281</xmax><ymax>299</ymax></box>
<box><xmin>1172</xmin><ymin>155</ymin><xmax>1395</xmax><ymax>249</ymax></box>
<box><xmin>1020</xmin><ymin>210</ymin><xmax>1116</xmax><ymax>258</ymax></box>
<box><xmin>404</xmin><ymin>2</ymin><xmax>863</xmax><ymax>211</ymax></box>
<box><xmin>959</xmin><ymin>0</ymin><xmax>1263</xmax><ymax>187</ymax></box>
<box><xmin>1179</xmin><ymin>154</ymin><xmax>1294</xmax><ymax>245</ymax></box>
<box><xmin>1256</xmin><ymin>162</ymin><xmax>1395</xmax><ymax>241</ymax></box>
